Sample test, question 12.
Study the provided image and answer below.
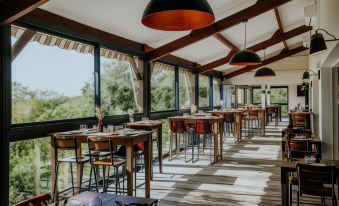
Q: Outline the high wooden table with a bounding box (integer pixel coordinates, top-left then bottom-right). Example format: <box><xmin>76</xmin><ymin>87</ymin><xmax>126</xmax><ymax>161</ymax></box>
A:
<box><xmin>50</xmin><ymin>130</ymin><xmax>153</xmax><ymax>198</ymax></box>
<box><xmin>281</xmin><ymin>160</ymin><xmax>339</xmax><ymax>206</ymax></box>
<box><xmin>168</xmin><ymin>116</ymin><xmax>224</xmax><ymax>163</ymax></box>
<box><xmin>123</xmin><ymin>120</ymin><xmax>163</xmax><ymax>176</ymax></box>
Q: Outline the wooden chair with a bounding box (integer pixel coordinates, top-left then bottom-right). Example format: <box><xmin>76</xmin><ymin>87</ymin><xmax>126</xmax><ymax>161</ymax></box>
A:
<box><xmin>286</xmin><ymin>139</ymin><xmax>312</xmax><ymax>160</ymax></box>
<box><xmin>243</xmin><ymin>109</ymin><xmax>260</xmax><ymax>137</ymax></box>
<box><xmin>87</xmin><ymin>136</ymin><xmax>126</xmax><ymax>194</ymax></box>
<box><xmin>266</xmin><ymin>107</ymin><xmax>277</xmax><ymax>126</ymax></box>
<box><xmin>13</xmin><ymin>194</ymin><xmax>52</xmax><ymax>206</ymax></box>
<box><xmin>292</xmin><ymin>113</ymin><xmax>308</xmax><ymax>129</ymax></box>
<box><xmin>53</xmin><ymin>135</ymin><xmax>90</xmax><ymax>200</ymax></box>
<box><xmin>297</xmin><ymin>163</ymin><xmax>337</xmax><ymax>206</ymax></box>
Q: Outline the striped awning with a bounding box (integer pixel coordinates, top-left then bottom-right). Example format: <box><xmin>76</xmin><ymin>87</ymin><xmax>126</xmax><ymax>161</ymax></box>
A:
<box><xmin>11</xmin><ymin>25</ymin><xmax>128</xmax><ymax>61</ymax></box>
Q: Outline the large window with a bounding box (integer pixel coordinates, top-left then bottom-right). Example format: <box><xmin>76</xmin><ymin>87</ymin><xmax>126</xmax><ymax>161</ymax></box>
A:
<box><xmin>179</xmin><ymin>68</ymin><xmax>195</xmax><ymax>109</ymax></box>
<box><xmin>213</xmin><ymin>78</ymin><xmax>221</xmax><ymax>106</ymax></box>
<box><xmin>100</xmin><ymin>48</ymin><xmax>143</xmax><ymax>115</ymax></box>
<box><xmin>151</xmin><ymin>63</ymin><xmax>175</xmax><ymax>112</ymax></box>
<box><xmin>11</xmin><ymin>25</ymin><xmax>95</xmax><ymax>124</ymax></box>
<box><xmin>270</xmin><ymin>86</ymin><xmax>289</xmax><ymax>117</ymax></box>
<box><xmin>199</xmin><ymin>75</ymin><xmax>210</xmax><ymax>107</ymax></box>
<box><xmin>252</xmin><ymin>87</ymin><xmax>261</xmax><ymax>104</ymax></box>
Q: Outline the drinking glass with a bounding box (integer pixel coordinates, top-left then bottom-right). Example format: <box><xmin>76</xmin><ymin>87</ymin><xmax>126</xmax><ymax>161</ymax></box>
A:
<box><xmin>107</xmin><ymin>125</ymin><xmax>114</xmax><ymax>133</ymax></box>
<box><xmin>80</xmin><ymin>124</ymin><xmax>87</xmax><ymax>131</ymax></box>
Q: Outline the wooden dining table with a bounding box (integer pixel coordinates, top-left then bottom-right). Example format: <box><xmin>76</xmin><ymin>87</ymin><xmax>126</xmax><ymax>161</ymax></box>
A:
<box><xmin>49</xmin><ymin>130</ymin><xmax>153</xmax><ymax>198</ymax></box>
<box><xmin>123</xmin><ymin>120</ymin><xmax>163</xmax><ymax>178</ymax></box>
<box><xmin>168</xmin><ymin>115</ymin><xmax>224</xmax><ymax>163</ymax></box>
<box><xmin>281</xmin><ymin>160</ymin><xmax>339</xmax><ymax>206</ymax></box>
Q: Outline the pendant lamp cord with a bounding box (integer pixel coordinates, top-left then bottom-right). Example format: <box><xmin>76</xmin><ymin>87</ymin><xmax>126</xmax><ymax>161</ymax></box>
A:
<box><xmin>244</xmin><ymin>20</ymin><xmax>247</xmax><ymax>50</ymax></box>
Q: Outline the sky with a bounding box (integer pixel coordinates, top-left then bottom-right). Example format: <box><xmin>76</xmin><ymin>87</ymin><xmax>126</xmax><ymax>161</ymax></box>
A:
<box><xmin>11</xmin><ymin>37</ymin><xmax>94</xmax><ymax>96</ymax></box>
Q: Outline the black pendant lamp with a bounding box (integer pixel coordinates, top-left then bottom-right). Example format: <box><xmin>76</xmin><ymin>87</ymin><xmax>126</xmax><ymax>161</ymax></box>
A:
<box><xmin>230</xmin><ymin>20</ymin><xmax>262</xmax><ymax>66</ymax></box>
<box><xmin>309</xmin><ymin>29</ymin><xmax>339</xmax><ymax>55</ymax></box>
<box><xmin>141</xmin><ymin>0</ymin><xmax>215</xmax><ymax>31</ymax></box>
<box><xmin>254</xmin><ymin>49</ymin><xmax>276</xmax><ymax>78</ymax></box>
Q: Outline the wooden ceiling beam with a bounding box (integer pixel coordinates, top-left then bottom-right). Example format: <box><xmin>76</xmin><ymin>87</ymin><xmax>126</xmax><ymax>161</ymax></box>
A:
<box><xmin>213</xmin><ymin>33</ymin><xmax>239</xmax><ymax>51</ymax></box>
<box><xmin>223</xmin><ymin>46</ymin><xmax>308</xmax><ymax>79</ymax></box>
<box><xmin>273</xmin><ymin>7</ymin><xmax>288</xmax><ymax>49</ymax></box>
<box><xmin>146</xmin><ymin>0</ymin><xmax>293</xmax><ymax>62</ymax></box>
<box><xmin>0</xmin><ymin>0</ymin><xmax>49</xmax><ymax>26</ymax></box>
<box><xmin>197</xmin><ymin>50</ymin><xmax>236</xmax><ymax>74</ymax></box>
<box><xmin>197</xmin><ymin>25</ymin><xmax>312</xmax><ymax>73</ymax></box>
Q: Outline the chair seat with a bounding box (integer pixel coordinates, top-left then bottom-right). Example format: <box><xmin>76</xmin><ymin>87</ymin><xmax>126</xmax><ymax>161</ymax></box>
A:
<box><xmin>92</xmin><ymin>157</ymin><xmax>126</xmax><ymax>166</ymax></box>
<box><xmin>89</xmin><ymin>151</ymin><xmax>111</xmax><ymax>157</ymax></box>
<box><xmin>59</xmin><ymin>155</ymin><xmax>90</xmax><ymax>163</ymax></box>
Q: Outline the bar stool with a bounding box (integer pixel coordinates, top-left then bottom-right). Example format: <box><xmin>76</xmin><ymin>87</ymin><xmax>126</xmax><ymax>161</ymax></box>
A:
<box><xmin>266</xmin><ymin>107</ymin><xmax>276</xmax><ymax>126</ymax></box>
<box><xmin>224</xmin><ymin>113</ymin><xmax>235</xmax><ymax>140</ymax></box>
<box><xmin>87</xmin><ymin>136</ymin><xmax>126</xmax><ymax>194</ymax></box>
<box><xmin>184</xmin><ymin>121</ymin><xmax>199</xmax><ymax>163</ymax></box>
<box><xmin>246</xmin><ymin>109</ymin><xmax>260</xmax><ymax>137</ymax></box>
<box><xmin>195</xmin><ymin>121</ymin><xmax>214</xmax><ymax>164</ymax></box>
<box><xmin>114</xmin><ymin>143</ymin><xmax>144</xmax><ymax>196</ymax></box>
<box><xmin>169</xmin><ymin>119</ymin><xmax>186</xmax><ymax>160</ymax></box>
<box><xmin>53</xmin><ymin>135</ymin><xmax>90</xmax><ymax>201</ymax></box>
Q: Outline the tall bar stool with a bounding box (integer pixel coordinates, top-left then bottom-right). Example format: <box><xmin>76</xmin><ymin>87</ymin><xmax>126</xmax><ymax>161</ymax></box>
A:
<box><xmin>266</xmin><ymin>107</ymin><xmax>277</xmax><ymax>126</ymax></box>
<box><xmin>87</xmin><ymin>136</ymin><xmax>126</xmax><ymax>194</ymax></box>
<box><xmin>224</xmin><ymin>113</ymin><xmax>235</xmax><ymax>140</ymax></box>
<box><xmin>114</xmin><ymin>143</ymin><xmax>144</xmax><ymax>196</ymax></box>
<box><xmin>246</xmin><ymin>109</ymin><xmax>260</xmax><ymax>137</ymax></box>
<box><xmin>195</xmin><ymin>121</ymin><xmax>214</xmax><ymax>164</ymax></box>
<box><xmin>53</xmin><ymin>135</ymin><xmax>90</xmax><ymax>200</ymax></box>
<box><xmin>184</xmin><ymin>121</ymin><xmax>199</xmax><ymax>163</ymax></box>
<box><xmin>169</xmin><ymin>119</ymin><xmax>186</xmax><ymax>160</ymax></box>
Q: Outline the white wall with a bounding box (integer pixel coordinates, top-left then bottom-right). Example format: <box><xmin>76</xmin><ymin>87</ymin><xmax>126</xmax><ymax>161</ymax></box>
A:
<box><xmin>309</xmin><ymin>0</ymin><xmax>339</xmax><ymax>160</ymax></box>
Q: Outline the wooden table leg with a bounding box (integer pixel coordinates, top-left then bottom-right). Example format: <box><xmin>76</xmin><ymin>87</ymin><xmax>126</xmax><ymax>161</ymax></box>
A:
<box><xmin>50</xmin><ymin>137</ymin><xmax>57</xmax><ymax>201</ymax></box>
<box><xmin>281</xmin><ymin>167</ymin><xmax>289</xmax><ymax>206</ymax></box>
<box><xmin>157</xmin><ymin>126</ymin><xmax>163</xmax><ymax>174</ymax></box>
<box><xmin>219</xmin><ymin>121</ymin><xmax>223</xmax><ymax>160</ymax></box>
<box><xmin>76</xmin><ymin>140</ymin><xmax>82</xmax><ymax>194</ymax></box>
<box><xmin>236</xmin><ymin>114</ymin><xmax>242</xmax><ymax>142</ymax></box>
<box><xmin>126</xmin><ymin>142</ymin><xmax>134</xmax><ymax>196</ymax></box>
<box><xmin>144</xmin><ymin>134</ymin><xmax>151</xmax><ymax>198</ymax></box>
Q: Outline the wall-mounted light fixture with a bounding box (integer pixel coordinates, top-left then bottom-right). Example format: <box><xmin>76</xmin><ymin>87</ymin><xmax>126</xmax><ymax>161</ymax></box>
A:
<box><xmin>309</xmin><ymin>29</ymin><xmax>339</xmax><ymax>55</ymax></box>
<box><xmin>302</xmin><ymin>70</ymin><xmax>320</xmax><ymax>82</ymax></box>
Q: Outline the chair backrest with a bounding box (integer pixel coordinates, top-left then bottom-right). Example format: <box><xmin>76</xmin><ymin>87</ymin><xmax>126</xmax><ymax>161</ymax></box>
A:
<box><xmin>297</xmin><ymin>163</ymin><xmax>336</xmax><ymax>197</ymax></box>
<box><xmin>195</xmin><ymin>121</ymin><xmax>211</xmax><ymax>134</ymax></box>
<box><xmin>248</xmin><ymin>109</ymin><xmax>258</xmax><ymax>118</ymax></box>
<box><xmin>287</xmin><ymin>140</ymin><xmax>311</xmax><ymax>158</ymax></box>
<box><xmin>87</xmin><ymin>136</ymin><xmax>114</xmax><ymax>163</ymax></box>
<box><xmin>292</xmin><ymin>113</ymin><xmax>307</xmax><ymax>127</ymax></box>
<box><xmin>116</xmin><ymin>201</ymin><xmax>148</xmax><ymax>206</ymax></box>
<box><xmin>13</xmin><ymin>194</ymin><xmax>52</xmax><ymax>206</ymax></box>
<box><xmin>170</xmin><ymin>119</ymin><xmax>186</xmax><ymax>133</ymax></box>
<box><xmin>224</xmin><ymin>113</ymin><xmax>235</xmax><ymax>123</ymax></box>
<box><xmin>53</xmin><ymin>135</ymin><xmax>78</xmax><ymax>162</ymax></box>
<box><xmin>267</xmin><ymin>107</ymin><xmax>276</xmax><ymax>113</ymax></box>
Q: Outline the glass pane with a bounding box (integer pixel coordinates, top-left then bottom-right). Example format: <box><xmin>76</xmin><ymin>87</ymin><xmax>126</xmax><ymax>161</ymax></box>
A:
<box><xmin>11</xmin><ymin>25</ymin><xmax>94</xmax><ymax>124</ymax></box>
<box><xmin>252</xmin><ymin>88</ymin><xmax>261</xmax><ymax>104</ymax></box>
<box><xmin>213</xmin><ymin>78</ymin><xmax>220</xmax><ymax>106</ymax></box>
<box><xmin>237</xmin><ymin>88</ymin><xmax>244</xmax><ymax>105</ymax></box>
<box><xmin>151</xmin><ymin>63</ymin><xmax>175</xmax><ymax>112</ymax></box>
<box><xmin>179</xmin><ymin>69</ymin><xmax>195</xmax><ymax>109</ymax></box>
<box><xmin>199</xmin><ymin>75</ymin><xmax>210</xmax><ymax>107</ymax></box>
<box><xmin>271</xmin><ymin>88</ymin><xmax>288</xmax><ymax>104</ymax></box>
<box><xmin>100</xmin><ymin>49</ymin><xmax>143</xmax><ymax>115</ymax></box>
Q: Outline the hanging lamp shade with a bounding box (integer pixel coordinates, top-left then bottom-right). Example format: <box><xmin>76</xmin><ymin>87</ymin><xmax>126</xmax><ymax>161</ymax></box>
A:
<box><xmin>254</xmin><ymin>67</ymin><xmax>276</xmax><ymax>78</ymax></box>
<box><xmin>141</xmin><ymin>0</ymin><xmax>215</xmax><ymax>31</ymax></box>
<box><xmin>302</xmin><ymin>71</ymin><xmax>310</xmax><ymax>80</ymax></box>
<box><xmin>309</xmin><ymin>32</ymin><xmax>327</xmax><ymax>55</ymax></box>
<box><xmin>229</xmin><ymin>50</ymin><xmax>262</xmax><ymax>66</ymax></box>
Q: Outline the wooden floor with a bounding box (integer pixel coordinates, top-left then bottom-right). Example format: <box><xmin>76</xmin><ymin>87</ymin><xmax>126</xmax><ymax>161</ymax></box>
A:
<box><xmin>134</xmin><ymin>121</ymin><xmax>328</xmax><ymax>205</ymax></box>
